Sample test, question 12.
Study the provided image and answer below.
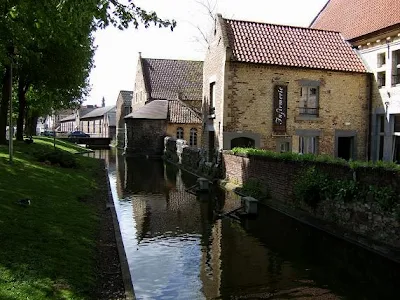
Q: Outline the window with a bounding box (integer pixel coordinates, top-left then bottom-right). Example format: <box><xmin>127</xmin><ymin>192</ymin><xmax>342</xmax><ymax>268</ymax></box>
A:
<box><xmin>124</xmin><ymin>107</ymin><xmax>130</xmax><ymax>116</ymax></box>
<box><xmin>377</xmin><ymin>71</ymin><xmax>386</xmax><ymax>88</ymax></box>
<box><xmin>92</xmin><ymin>121</ymin><xmax>95</xmax><ymax>133</ymax></box>
<box><xmin>176</xmin><ymin>127</ymin><xmax>184</xmax><ymax>139</ymax></box>
<box><xmin>135</xmin><ymin>93</ymin><xmax>138</xmax><ymax>103</ymax></box>
<box><xmin>280</xmin><ymin>142</ymin><xmax>290</xmax><ymax>153</ymax></box>
<box><xmin>209</xmin><ymin>82</ymin><xmax>216</xmax><ymax>115</ymax></box>
<box><xmin>189</xmin><ymin>128</ymin><xmax>197</xmax><ymax>147</ymax></box>
<box><xmin>299</xmin><ymin>136</ymin><xmax>318</xmax><ymax>154</ymax></box>
<box><xmin>299</xmin><ymin>86</ymin><xmax>319</xmax><ymax>116</ymax></box>
<box><xmin>377</xmin><ymin>52</ymin><xmax>386</xmax><ymax>68</ymax></box>
<box><xmin>99</xmin><ymin>119</ymin><xmax>102</xmax><ymax>133</ymax></box>
<box><xmin>392</xmin><ymin>50</ymin><xmax>400</xmax><ymax>86</ymax></box>
<box><xmin>377</xmin><ymin>115</ymin><xmax>385</xmax><ymax>160</ymax></box>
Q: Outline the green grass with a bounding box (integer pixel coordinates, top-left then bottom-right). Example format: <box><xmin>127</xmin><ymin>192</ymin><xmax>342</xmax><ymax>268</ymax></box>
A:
<box><xmin>0</xmin><ymin>137</ymin><xmax>103</xmax><ymax>299</ymax></box>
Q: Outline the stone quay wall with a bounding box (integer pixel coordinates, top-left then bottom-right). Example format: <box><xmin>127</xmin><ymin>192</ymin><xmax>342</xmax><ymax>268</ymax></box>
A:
<box><xmin>164</xmin><ymin>137</ymin><xmax>221</xmax><ymax>179</ymax></box>
<box><xmin>223</xmin><ymin>152</ymin><xmax>400</xmax><ymax>249</ymax></box>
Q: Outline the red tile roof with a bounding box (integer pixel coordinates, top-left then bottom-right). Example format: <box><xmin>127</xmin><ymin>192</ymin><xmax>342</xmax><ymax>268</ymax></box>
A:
<box><xmin>168</xmin><ymin>100</ymin><xmax>201</xmax><ymax>124</ymax></box>
<box><xmin>311</xmin><ymin>0</ymin><xmax>400</xmax><ymax>40</ymax></box>
<box><xmin>223</xmin><ymin>18</ymin><xmax>367</xmax><ymax>73</ymax></box>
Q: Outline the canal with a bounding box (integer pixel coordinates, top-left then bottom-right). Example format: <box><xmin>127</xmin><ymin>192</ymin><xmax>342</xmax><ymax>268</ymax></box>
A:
<box><xmin>88</xmin><ymin>149</ymin><xmax>400</xmax><ymax>299</ymax></box>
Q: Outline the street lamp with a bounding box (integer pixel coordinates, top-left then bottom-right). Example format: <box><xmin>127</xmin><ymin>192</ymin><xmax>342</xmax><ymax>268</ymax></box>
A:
<box><xmin>8</xmin><ymin>51</ymin><xmax>14</xmax><ymax>164</ymax></box>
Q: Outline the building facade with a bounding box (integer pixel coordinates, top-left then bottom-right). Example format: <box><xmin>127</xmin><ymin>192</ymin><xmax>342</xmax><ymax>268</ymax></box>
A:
<box><xmin>124</xmin><ymin>99</ymin><xmax>202</xmax><ymax>155</ymax></box>
<box><xmin>124</xmin><ymin>54</ymin><xmax>203</xmax><ymax>155</ymax></box>
<box><xmin>311</xmin><ymin>0</ymin><xmax>400</xmax><ymax>162</ymax></box>
<box><xmin>202</xmin><ymin>15</ymin><xmax>370</xmax><ymax>162</ymax></box>
<box><xmin>115</xmin><ymin>90</ymin><xmax>133</xmax><ymax>148</ymax></box>
<box><xmin>80</xmin><ymin>106</ymin><xmax>116</xmax><ymax>139</ymax></box>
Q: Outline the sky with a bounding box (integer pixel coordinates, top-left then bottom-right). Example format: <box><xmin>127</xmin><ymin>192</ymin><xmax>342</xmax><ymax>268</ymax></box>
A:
<box><xmin>86</xmin><ymin>0</ymin><xmax>329</xmax><ymax>107</ymax></box>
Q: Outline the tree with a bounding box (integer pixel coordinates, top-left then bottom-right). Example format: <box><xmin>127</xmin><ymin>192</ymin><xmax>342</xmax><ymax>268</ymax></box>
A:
<box><xmin>191</xmin><ymin>0</ymin><xmax>218</xmax><ymax>50</ymax></box>
<box><xmin>0</xmin><ymin>0</ymin><xmax>176</xmax><ymax>143</ymax></box>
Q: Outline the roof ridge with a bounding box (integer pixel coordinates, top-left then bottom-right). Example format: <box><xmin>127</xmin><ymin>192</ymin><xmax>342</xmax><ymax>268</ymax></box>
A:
<box><xmin>223</xmin><ymin>16</ymin><xmax>341</xmax><ymax>34</ymax></box>
<box><xmin>170</xmin><ymin>99</ymin><xmax>201</xmax><ymax>118</ymax></box>
<box><xmin>142</xmin><ymin>57</ymin><xmax>203</xmax><ymax>63</ymax></box>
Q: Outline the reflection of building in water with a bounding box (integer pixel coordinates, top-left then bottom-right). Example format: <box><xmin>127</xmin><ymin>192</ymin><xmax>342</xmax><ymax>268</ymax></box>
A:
<box><xmin>84</xmin><ymin>149</ymin><xmax>116</xmax><ymax>172</ymax></box>
<box><xmin>219</xmin><ymin>218</ymin><xmax>298</xmax><ymax>298</ymax></box>
<box><xmin>116</xmin><ymin>151</ymin><xmax>126</xmax><ymax>198</ymax></box>
<box><xmin>124</xmin><ymin>158</ymin><xmax>165</xmax><ymax>194</ymax></box>
<box><xmin>199</xmin><ymin>220</ymin><xmax>222</xmax><ymax>299</ymax></box>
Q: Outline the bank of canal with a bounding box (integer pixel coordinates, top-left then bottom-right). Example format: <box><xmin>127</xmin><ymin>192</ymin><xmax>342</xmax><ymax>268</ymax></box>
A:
<box><xmin>94</xmin><ymin>150</ymin><xmax>399</xmax><ymax>299</ymax></box>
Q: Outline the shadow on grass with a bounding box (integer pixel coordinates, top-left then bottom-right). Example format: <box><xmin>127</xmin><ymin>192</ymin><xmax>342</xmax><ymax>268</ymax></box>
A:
<box><xmin>0</xmin><ymin>140</ymin><xmax>102</xmax><ymax>299</ymax></box>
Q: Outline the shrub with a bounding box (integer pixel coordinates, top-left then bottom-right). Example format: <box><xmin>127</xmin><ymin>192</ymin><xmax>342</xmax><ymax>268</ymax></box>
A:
<box><xmin>293</xmin><ymin>167</ymin><xmax>328</xmax><ymax>209</ymax></box>
<box><xmin>35</xmin><ymin>150</ymin><xmax>78</xmax><ymax>168</ymax></box>
<box><xmin>240</xmin><ymin>178</ymin><xmax>270</xmax><ymax>200</ymax></box>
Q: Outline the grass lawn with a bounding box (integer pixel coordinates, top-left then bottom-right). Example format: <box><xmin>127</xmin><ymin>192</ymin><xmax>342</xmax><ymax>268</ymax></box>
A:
<box><xmin>0</xmin><ymin>137</ymin><xmax>105</xmax><ymax>299</ymax></box>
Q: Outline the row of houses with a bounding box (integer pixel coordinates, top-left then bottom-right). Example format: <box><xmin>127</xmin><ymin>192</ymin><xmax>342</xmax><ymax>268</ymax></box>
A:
<box><xmin>58</xmin><ymin>104</ymin><xmax>116</xmax><ymax>138</ymax></box>
<box><xmin>114</xmin><ymin>0</ymin><xmax>400</xmax><ymax>163</ymax></box>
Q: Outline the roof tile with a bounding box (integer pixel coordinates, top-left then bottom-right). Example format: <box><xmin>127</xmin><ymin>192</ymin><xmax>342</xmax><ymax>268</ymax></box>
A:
<box><xmin>224</xmin><ymin>18</ymin><xmax>367</xmax><ymax>73</ymax></box>
<box><xmin>225</xmin><ymin>19</ymin><xmax>366</xmax><ymax>72</ymax></box>
<box><xmin>168</xmin><ymin>100</ymin><xmax>201</xmax><ymax>124</ymax></box>
<box><xmin>311</xmin><ymin>0</ymin><xmax>400</xmax><ymax>40</ymax></box>
<box><xmin>142</xmin><ymin>58</ymin><xmax>203</xmax><ymax>101</ymax></box>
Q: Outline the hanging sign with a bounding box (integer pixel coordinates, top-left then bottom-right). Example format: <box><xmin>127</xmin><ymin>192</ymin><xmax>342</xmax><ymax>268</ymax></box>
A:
<box><xmin>273</xmin><ymin>85</ymin><xmax>287</xmax><ymax>133</ymax></box>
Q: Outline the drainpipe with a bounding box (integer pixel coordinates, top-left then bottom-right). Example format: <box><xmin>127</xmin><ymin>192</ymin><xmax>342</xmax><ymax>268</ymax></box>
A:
<box><xmin>366</xmin><ymin>73</ymin><xmax>373</xmax><ymax>161</ymax></box>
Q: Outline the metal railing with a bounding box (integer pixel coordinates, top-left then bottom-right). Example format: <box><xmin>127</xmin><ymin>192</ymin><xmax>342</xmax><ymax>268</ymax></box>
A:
<box><xmin>299</xmin><ymin>107</ymin><xmax>319</xmax><ymax>116</ymax></box>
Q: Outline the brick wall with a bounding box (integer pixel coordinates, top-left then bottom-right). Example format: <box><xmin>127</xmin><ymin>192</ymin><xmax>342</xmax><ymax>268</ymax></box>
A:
<box><xmin>166</xmin><ymin>123</ymin><xmax>202</xmax><ymax>148</ymax></box>
<box><xmin>202</xmin><ymin>16</ymin><xmax>370</xmax><ymax>160</ymax></box>
<box><xmin>224</xmin><ymin>63</ymin><xmax>370</xmax><ymax>158</ymax></box>
<box><xmin>223</xmin><ymin>152</ymin><xmax>400</xmax><ymax>247</ymax></box>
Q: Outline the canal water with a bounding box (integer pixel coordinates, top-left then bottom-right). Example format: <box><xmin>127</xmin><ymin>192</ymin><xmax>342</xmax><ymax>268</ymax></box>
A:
<box><xmin>89</xmin><ymin>149</ymin><xmax>400</xmax><ymax>299</ymax></box>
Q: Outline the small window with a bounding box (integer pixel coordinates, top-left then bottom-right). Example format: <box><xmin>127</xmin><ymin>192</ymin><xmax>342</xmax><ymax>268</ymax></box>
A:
<box><xmin>176</xmin><ymin>127</ymin><xmax>184</xmax><ymax>139</ymax></box>
<box><xmin>299</xmin><ymin>136</ymin><xmax>318</xmax><ymax>154</ymax></box>
<box><xmin>299</xmin><ymin>86</ymin><xmax>319</xmax><ymax>116</ymax></box>
<box><xmin>99</xmin><ymin>119</ymin><xmax>102</xmax><ymax>133</ymax></box>
<box><xmin>280</xmin><ymin>142</ymin><xmax>290</xmax><ymax>153</ymax></box>
<box><xmin>377</xmin><ymin>71</ymin><xmax>386</xmax><ymax>88</ymax></box>
<box><xmin>92</xmin><ymin>121</ymin><xmax>95</xmax><ymax>133</ymax></box>
<box><xmin>209</xmin><ymin>82</ymin><xmax>216</xmax><ymax>115</ymax></box>
<box><xmin>392</xmin><ymin>50</ymin><xmax>400</xmax><ymax>86</ymax></box>
<box><xmin>189</xmin><ymin>128</ymin><xmax>197</xmax><ymax>147</ymax></box>
<box><xmin>377</xmin><ymin>52</ymin><xmax>386</xmax><ymax>68</ymax></box>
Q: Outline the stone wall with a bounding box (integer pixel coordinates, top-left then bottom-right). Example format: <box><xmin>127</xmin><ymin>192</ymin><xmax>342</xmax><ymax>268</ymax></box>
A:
<box><xmin>223</xmin><ymin>152</ymin><xmax>400</xmax><ymax>248</ymax></box>
<box><xmin>164</xmin><ymin>136</ymin><xmax>222</xmax><ymax>178</ymax></box>
<box><xmin>125</xmin><ymin>119</ymin><xmax>167</xmax><ymax>156</ymax></box>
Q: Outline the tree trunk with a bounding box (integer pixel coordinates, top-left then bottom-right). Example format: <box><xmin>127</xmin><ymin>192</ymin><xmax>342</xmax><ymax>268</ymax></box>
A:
<box><xmin>25</xmin><ymin>111</ymin><xmax>39</xmax><ymax>136</ymax></box>
<box><xmin>16</xmin><ymin>78</ymin><xmax>27</xmax><ymax>141</ymax></box>
<box><xmin>0</xmin><ymin>65</ymin><xmax>11</xmax><ymax>144</ymax></box>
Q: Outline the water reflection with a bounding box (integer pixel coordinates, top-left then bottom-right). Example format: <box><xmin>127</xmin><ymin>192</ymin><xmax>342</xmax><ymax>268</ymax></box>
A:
<box><xmin>96</xmin><ymin>150</ymin><xmax>400</xmax><ymax>300</ymax></box>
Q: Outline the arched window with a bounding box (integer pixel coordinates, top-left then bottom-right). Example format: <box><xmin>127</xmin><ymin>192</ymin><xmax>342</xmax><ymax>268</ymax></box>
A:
<box><xmin>190</xmin><ymin>128</ymin><xmax>197</xmax><ymax>147</ymax></box>
<box><xmin>176</xmin><ymin>127</ymin><xmax>184</xmax><ymax>139</ymax></box>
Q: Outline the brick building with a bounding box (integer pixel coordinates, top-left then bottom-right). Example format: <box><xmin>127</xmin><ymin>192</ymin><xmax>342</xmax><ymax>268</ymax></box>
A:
<box><xmin>202</xmin><ymin>14</ymin><xmax>370</xmax><ymax>162</ymax></box>
<box><xmin>311</xmin><ymin>0</ymin><xmax>400</xmax><ymax>162</ymax></box>
<box><xmin>124</xmin><ymin>99</ymin><xmax>201</xmax><ymax>156</ymax></box>
<box><xmin>115</xmin><ymin>90</ymin><xmax>133</xmax><ymax>149</ymax></box>
<box><xmin>124</xmin><ymin>54</ymin><xmax>203</xmax><ymax>155</ymax></box>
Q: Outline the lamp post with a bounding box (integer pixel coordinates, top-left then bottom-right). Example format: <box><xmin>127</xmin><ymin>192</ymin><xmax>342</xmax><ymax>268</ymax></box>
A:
<box><xmin>8</xmin><ymin>56</ymin><xmax>13</xmax><ymax>164</ymax></box>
